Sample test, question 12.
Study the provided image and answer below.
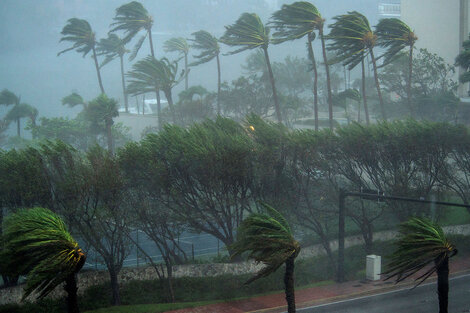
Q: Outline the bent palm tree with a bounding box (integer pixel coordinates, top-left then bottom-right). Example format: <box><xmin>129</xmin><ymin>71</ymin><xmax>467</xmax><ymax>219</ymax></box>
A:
<box><xmin>271</xmin><ymin>1</ymin><xmax>333</xmax><ymax>130</ymax></box>
<box><xmin>384</xmin><ymin>217</ymin><xmax>457</xmax><ymax>313</ymax></box>
<box><xmin>5</xmin><ymin>102</ymin><xmax>35</xmax><ymax>137</ymax></box>
<box><xmin>164</xmin><ymin>37</ymin><xmax>190</xmax><ymax>90</ymax></box>
<box><xmin>110</xmin><ymin>1</ymin><xmax>155</xmax><ymax>59</ymax></box>
<box><xmin>58</xmin><ymin>18</ymin><xmax>105</xmax><ymax>94</ymax></box>
<box><xmin>62</xmin><ymin>92</ymin><xmax>87</xmax><ymax>109</ymax></box>
<box><xmin>328</xmin><ymin>12</ymin><xmax>385</xmax><ymax>121</ymax></box>
<box><xmin>97</xmin><ymin>34</ymin><xmax>130</xmax><ymax>112</ymax></box>
<box><xmin>0</xmin><ymin>208</ymin><xmax>86</xmax><ymax>313</ymax></box>
<box><xmin>220</xmin><ymin>13</ymin><xmax>282</xmax><ymax>124</ymax></box>
<box><xmin>189</xmin><ymin>30</ymin><xmax>222</xmax><ymax>115</ymax></box>
<box><xmin>0</xmin><ymin>89</ymin><xmax>20</xmax><ymax>107</ymax></box>
<box><xmin>376</xmin><ymin>18</ymin><xmax>417</xmax><ymax>116</ymax></box>
<box><xmin>231</xmin><ymin>202</ymin><xmax>301</xmax><ymax>313</ymax></box>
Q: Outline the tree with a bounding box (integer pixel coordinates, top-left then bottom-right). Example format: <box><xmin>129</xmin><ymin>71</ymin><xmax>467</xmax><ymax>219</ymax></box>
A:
<box><xmin>58</xmin><ymin>18</ymin><xmax>105</xmax><ymax>94</ymax></box>
<box><xmin>220</xmin><ymin>13</ymin><xmax>282</xmax><ymax>124</ymax></box>
<box><xmin>5</xmin><ymin>102</ymin><xmax>36</xmax><ymax>137</ymax></box>
<box><xmin>271</xmin><ymin>1</ymin><xmax>333</xmax><ymax>130</ymax></box>
<box><xmin>328</xmin><ymin>12</ymin><xmax>385</xmax><ymax>121</ymax></box>
<box><xmin>376</xmin><ymin>18</ymin><xmax>417</xmax><ymax>116</ymax></box>
<box><xmin>455</xmin><ymin>34</ymin><xmax>470</xmax><ymax>95</ymax></box>
<box><xmin>0</xmin><ymin>208</ymin><xmax>86</xmax><ymax>313</ymax></box>
<box><xmin>384</xmin><ymin>217</ymin><xmax>457</xmax><ymax>313</ymax></box>
<box><xmin>0</xmin><ymin>89</ymin><xmax>20</xmax><ymax>107</ymax></box>
<box><xmin>189</xmin><ymin>30</ymin><xmax>222</xmax><ymax>115</ymax></box>
<box><xmin>84</xmin><ymin>94</ymin><xmax>119</xmax><ymax>154</ymax></box>
<box><xmin>62</xmin><ymin>92</ymin><xmax>87</xmax><ymax>109</ymax></box>
<box><xmin>110</xmin><ymin>1</ymin><xmax>155</xmax><ymax>59</ymax></box>
<box><xmin>231</xmin><ymin>202</ymin><xmax>301</xmax><ymax>313</ymax></box>
<box><xmin>97</xmin><ymin>34</ymin><xmax>130</xmax><ymax>112</ymax></box>
<box><xmin>164</xmin><ymin>37</ymin><xmax>190</xmax><ymax>90</ymax></box>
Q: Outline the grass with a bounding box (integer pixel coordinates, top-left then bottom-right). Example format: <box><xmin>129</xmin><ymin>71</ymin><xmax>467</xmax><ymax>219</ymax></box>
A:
<box><xmin>84</xmin><ymin>301</ymin><xmax>220</xmax><ymax>313</ymax></box>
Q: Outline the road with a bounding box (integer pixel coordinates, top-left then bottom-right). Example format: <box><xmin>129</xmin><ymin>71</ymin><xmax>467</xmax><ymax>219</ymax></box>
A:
<box><xmin>299</xmin><ymin>274</ymin><xmax>470</xmax><ymax>313</ymax></box>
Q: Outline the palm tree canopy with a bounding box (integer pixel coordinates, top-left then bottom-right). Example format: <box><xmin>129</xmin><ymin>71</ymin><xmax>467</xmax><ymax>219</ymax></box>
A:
<box><xmin>85</xmin><ymin>94</ymin><xmax>119</xmax><ymax>126</ymax></box>
<box><xmin>270</xmin><ymin>1</ymin><xmax>322</xmax><ymax>43</ymax></box>
<box><xmin>178</xmin><ymin>85</ymin><xmax>208</xmax><ymax>101</ymax></box>
<box><xmin>376</xmin><ymin>18</ymin><xmax>417</xmax><ymax>66</ymax></box>
<box><xmin>0</xmin><ymin>89</ymin><xmax>20</xmax><ymax>106</ymax></box>
<box><xmin>0</xmin><ymin>207</ymin><xmax>86</xmax><ymax>300</ymax></box>
<box><xmin>189</xmin><ymin>30</ymin><xmax>220</xmax><ymax>66</ymax></box>
<box><xmin>220</xmin><ymin>13</ymin><xmax>270</xmax><ymax>55</ymax></box>
<box><xmin>61</xmin><ymin>92</ymin><xmax>85</xmax><ymax>108</ymax></box>
<box><xmin>163</xmin><ymin>37</ymin><xmax>189</xmax><ymax>55</ymax></box>
<box><xmin>5</xmin><ymin>103</ymin><xmax>35</xmax><ymax>122</ymax></box>
<box><xmin>58</xmin><ymin>18</ymin><xmax>96</xmax><ymax>57</ymax></box>
<box><xmin>96</xmin><ymin>33</ymin><xmax>129</xmax><ymax>68</ymax></box>
<box><xmin>327</xmin><ymin>11</ymin><xmax>375</xmax><ymax>70</ymax></box>
<box><xmin>231</xmin><ymin>202</ymin><xmax>301</xmax><ymax>284</ymax></box>
<box><xmin>110</xmin><ymin>1</ymin><xmax>153</xmax><ymax>60</ymax></box>
<box><xmin>384</xmin><ymin>217</ymin><xmax>457</xmax><ymax>286</ymax></box>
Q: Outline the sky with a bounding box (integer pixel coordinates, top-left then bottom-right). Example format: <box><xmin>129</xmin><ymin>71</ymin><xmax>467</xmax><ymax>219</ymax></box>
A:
<box><xmin>0</xmin><ymin>0</ymin><xmax>382</xmax><ymax>136</ymax></box>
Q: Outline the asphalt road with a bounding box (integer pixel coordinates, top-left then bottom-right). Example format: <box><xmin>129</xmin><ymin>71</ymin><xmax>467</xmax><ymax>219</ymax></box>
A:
<box><xmin>299</xmin><ymin>274</ymin><xmax>470</xmax><ymax>313</ymax></box>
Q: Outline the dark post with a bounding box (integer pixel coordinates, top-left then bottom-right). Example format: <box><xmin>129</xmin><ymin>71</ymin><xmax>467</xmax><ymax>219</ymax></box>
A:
<box><xmin>136</xmin><ymin>230</ymin><xmax>139</xmax><ymax>267</ymax></box>
<box><xmin>192</xmin><ymin>243</ymin><xmax>195</xmax><ymax>261</ymax></box>
<box><xmin>337</xmin><ymin>189</ymin><xmax>346</xmax><ymax>283</ymax></box>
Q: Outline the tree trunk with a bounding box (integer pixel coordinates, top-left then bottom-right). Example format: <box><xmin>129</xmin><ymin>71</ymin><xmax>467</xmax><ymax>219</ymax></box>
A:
<box><xmin>320</xmin><ymin>27</ymin><xmax>333</xmax><ymax>130</ymax></box>
<box><xmin>307</xmin><ymin>34</ymin><xmax>319</xmax><ymax>131</ymax></box>
<box><xmin>109</xmin><ymin>267</ymin><xmax>121</xmax><ymax>306</ymax></box>
<box><xmin>165</xmin><ymin>89</ymin><xmax>177</xmax><ymax>125</ymax></box>
<box><xmin>16</xmin><ymin>118</ymin><xmax>20</xmax><ymax>137</ymax></box>
<box><xmin>64</xmin><ymin>274</ymin><xmax>80</xmax><ymax>313</ymax></box>
<box><xmin>148</xmin><ymin>28</ymin><xmax>155</xmax><ymax>58</ymax></box>
<box><xmin>361</xmin><ymin>58</ymin><xmax>370</xmax><ymax>125</ymax></box>
<box><xmin>408</xmin><ymin>44</ymin><xmax>414</xmax><ymax>117</ymax></box>
<box><xmin>184</xmin><ymin>53</ymin><xmax>188</xmax><ymax>91</ymax></box>
<box><xmin>92</xmin><ymin>46</ymin><xmax>105</xmax><ymax>94</ymax></box>
<box><xmin>436</xmin><ymin>256</ymin><xmax>449</xmax><ymax>313</ymax></box>
<box><xmin>284</xmin><ymin>255</ymin><xmax>296</xmax><ymax>313</ymax></box>
<box><xmin>369</xmin><ymin>48</ymin><xmax>386</xmax><ymax>120</ymax></box>
<box><xmin>156</xmin><ymin>89</ymin><xmax>162</xmax><ymax>131</ymax></box>
<box><xmin>119</xmin><ymin>55</ymin><xmax>128</xmax><ymax>113</ymax></box>
<box><xmin>216</xmin><ymin>53</ymin><xmax>221</xmax><ymax>116</ymax></box>
<box><xmin>263</xmin><ymin>47</ymin><xmax>282</xmax><ymax>124</ymax></box>
<box><xmin>165</xmin><ymin>258</ymin><xmax>175</xmax><ymax>302</ymax></box>
<box><xmin>106</xmin><ymin>119</ymin><xmax>114</xmax><ymax>155</ymax></box>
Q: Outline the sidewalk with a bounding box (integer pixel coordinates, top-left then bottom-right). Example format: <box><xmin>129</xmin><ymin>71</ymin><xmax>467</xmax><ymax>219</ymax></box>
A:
<box><xmin>165</xmin><ymin>256</ymin><xmax>470</xmax><ymax>313</ymax></box>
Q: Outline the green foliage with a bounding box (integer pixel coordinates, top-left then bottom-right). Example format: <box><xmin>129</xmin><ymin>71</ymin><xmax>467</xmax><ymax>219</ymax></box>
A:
<box><xmin>375</xmin><ymin>18</ymin><xmax>417</xmax><ymax>66</ymax></box>
<box><xmin>0</xmin><ymin>208</ymin><xmax>86</xmax><ymax>299</ymax></box>
<box><xmin>0</xmin><ymin>89</ymin><xmax>20</xmax><ymax>106</ymax></box>
<box><xmin>188</xmin><ymin>30</ymin><xmax>220</xmax><ymax>66</ymax></box>
<box><xmin>163</xmin><ymin>37</ymin><xmax>189</xmax><ymax>56</ymax></box>
<box><xmin>96</xmin><ymin>34</ymin><xmax>129</xmax><ymax>68</ymax></box>
<box><xmin>455</xmin><ymin>33</ymin><xmax>470</xmax><ymax>83</ymax></box>
<box><xmin>384</xmin><ymin>217</ymin><xmax>457</xmax><ymax>285</ymax></box>
<box><xmin>58</xmin><ymin>18</ymin><xmax>96</xmax><ymax>57</ymax></box>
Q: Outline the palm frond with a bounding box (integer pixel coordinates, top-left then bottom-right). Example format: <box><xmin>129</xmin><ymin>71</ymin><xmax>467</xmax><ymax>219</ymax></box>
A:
<box><xmin>163</xmin><ymin>37</ymin><xmax>189</xmax><ymax>55</ymax></box>
<box><xmin>375</xmin><ymin>18</ymin><xmax>417</xmax><ymax>66</ymax></box>
<box><xmin>0</xmin><ymin>89</ymin><xmax>20</xmax><ymax>106</ymax></box>
<box><xmin>189</xmin><ymin>30</ymin><xmax>220</xmax><ymax>66</ymax></box>
<box><xmin>58</xmin><ymin>18</ymin><xmax>95</xmax><ymax>57</ymax></box>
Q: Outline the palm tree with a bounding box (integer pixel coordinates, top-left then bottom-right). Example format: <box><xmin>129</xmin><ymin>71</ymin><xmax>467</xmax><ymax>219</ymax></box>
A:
<box><xmin>220</xmin><ymin>13</ymin><xmax>282</xmax><ymax>124</ymax></box>
<box><xmin>270</xmin><ymin>1</ymin><xmax>333</xmax><ymax>130</ymax></box>
<box><xmin>84</xmin><ymin>94</ymin><xmax>119</xmax><ymax>154</ymax></box>
<box><xmin>328</xmin><ymin>11</ymin><xmax>386</xmax><ymax>121</ymax></box>
<box><xmin>110</xmin><ymin>1</ymin><xmax>155</xmax><ymax>59</ymax></box>
<box><xmin>333</xmin><ymin>88</ymin><xmax>361</xmax><ymax>123</ymax></box>
<box><xmin>384</xmin><ymin>217</ymin><xmax>457</xmax><ymax>313</ymax></box>
<box><xmin>164</xmin><ymin>37</ymin><xmax>190</xmax><ymax>90</ymax></box>
<box><xmin>58</xmin><ymin>18</ymin><xmax>105</xmax><ymax>94</ymax></box>
<box><xmin>189</xmin><ymin>30</ymin><xmax>222</xmax><ymax>115</ymax></box>
<box><xmin>0</xmin><ymin>89</ymin><xmax>20</xmax><ymax>107</ymax></box>
<box><xmin>231</xmin><ymin>202</ymin><xmax>301</xmax><ymax>313</ymax></box>
<box><xmin>376</xmin><ymin>18</ymin><xmax>417</xmax><ymax>116</ymax></box>
<box><xmin>455</xmin><ymin>35</ymin><xmax>470</xmax><ymax>96</ymax></box>
<box><xmin>0</xmin><ymin>207</ymin><xmax>86</xmax><ymax>313</ymax></box>
<box><xmin>97</xmin><ymin>34</ymin><xmax>130</xmax><ymax>112</ymax></box>
<box><xmin>62</xmin><ymin>92</ymin><xmax>87</xmax><ymax>109</ymax></box>
<box><xmin>5</xmin><ymin>103</ymin><xmax>35</xmax><ymax>137</ymax></box>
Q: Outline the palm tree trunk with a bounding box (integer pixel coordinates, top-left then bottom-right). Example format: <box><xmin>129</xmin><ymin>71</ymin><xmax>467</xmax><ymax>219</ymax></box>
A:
<box><xmin>319</xmin><ymin>27</ymin><xmax>333</xmax><ymax>130</ymax></box>
<box><xmin>119</xmin><ymin>55</ymin><xmax>129</xmax><ymax>113</ymax></box>
<box><xmin>369</xmin><ymin>49</ymin><xmax>386</xmax><ymax>120</ymax></box>
<box><xmin>155</xmin><ymin>89</ymin><xmax>162</xmax><ymax>131</ymax></box>
<box><xmin>64</xmin><ymin>274</ymin><xmax>80</xmax><ymax>313</ymax></box>
<box><xmin>263</xmin><ymin>47</ymin><xmax>282</xmax><ymax>124</ymax></box>
<box><xmin>408</xmin><ymin>45</ymin><xmax>414</xmax><ymax>118</ymax></box>
<box><xmin>106</xmin><ymin>119</ymin><xmax>114</xmax><ymax>155</ymax></box>
<box><xmin>436</xmin><ymin>256</ymin><xmax>449</xmax><ymax>313</ymax></box>
<box><xmin>307</xmin><ymin>35</ymin><xmax>319</xmax><ymax>131</ymax></box>
<box><xmin>92</xmin><ymin>46</ymin><xmax>105</xmax><ymax>94</ymax></box>
<box><xmin>284</xmin><ymin>254</ymin><xmax>296</xmax><ymax>313</ymax></box>
<box><xmin>16</xmin><ymin>118</ymin><xmax>20</xmax><ymax>137</ymax></box>
<box><xmin>148</xmin><ymin>29</ymin><xmax>155</xmax><ymax>58</ymax></box>
<box><xmin>184</xmin><ymin>53</ymin><xmax>188</xmax><ymax>91</ymax></box>
<box><xmin>216</xmin><ymin>53</ymin><xmax>221</xmax><ymax>116</ymax></box>
<box><xmin>361</xmin><ymin>58</ymin><xmax>370</xmax><ymax>125</ymax></box>
<box><xmin>165</xmin><ymin>89</ymin><xmax>177</xmax><ymax>125</ymax></box>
